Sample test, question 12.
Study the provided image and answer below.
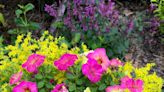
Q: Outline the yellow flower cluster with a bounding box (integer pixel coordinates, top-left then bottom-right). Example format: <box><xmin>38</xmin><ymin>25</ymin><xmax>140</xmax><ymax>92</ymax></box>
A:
<box><xmin>0</xmin><ymin>31</ymin><xmax>88</xmax><ymax>91</ymax></box>
<box><xmin>119</xmin><ymin>62</ymin><xmax>134</xmax><ymax>77</ymax></box>
<box><xmin>135</xmin><ymin>63</ymin><xmax>163</xmax><ymax>92</ymax></box>
<box><xmin>119</xmin><ymin>62</ymin><xmax>163</xmax><ymax>92</ymax></box>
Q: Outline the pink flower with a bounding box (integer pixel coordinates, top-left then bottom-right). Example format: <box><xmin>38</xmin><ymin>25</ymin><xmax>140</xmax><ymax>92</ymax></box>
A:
<box><xmin>121</xmin><ymin>76</ymin><xmax>143</xmax><ymax>92</ymax></box>
<box><xmin>106</xmin><ymin>85</ymin><xmax>124</xmax><ymax>92</ymax></box>
<box><xmin>22</xmin><ymin>54</ymin><xmax>45</xmax><ymax>73</ymax></box>
<box><xmin>9</xmin><ymin>71</ymin><xmax>23</xmax><ymax>85</ymax></box>
<box><xmin>13</xmin><ymin>81</ymin><xmax>38</xmax><ymax>92</ymax></box>
<box><xmin>82</xmin><ymin>58</ymin><xmax>104</xmax><ymax>83</ymax></box>
<box><xmin>87</xmin><ymin>48</ymin><xmax>110</xmax><ymax>71</ymax></box>
<box><xmin>51</xmin><ymin>83</ymin><xmax>68</xmax><ymax>92</ymax></box>
<box><xmin>109</xmin><ymin>58</ymin><xmax>123</xmax><ymax>67</ymax></box>
<box><xmin>54</xmin><ymin>53</ymin><xmax>78</xmax><ymax>71</ymax></box>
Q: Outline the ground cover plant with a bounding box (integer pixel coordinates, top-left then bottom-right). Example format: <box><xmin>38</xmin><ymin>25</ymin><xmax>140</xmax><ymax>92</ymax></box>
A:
<box><xmin>0</xmin><ymin>32</ymin><xmax>163</xmax><ymax>92</ymax></box>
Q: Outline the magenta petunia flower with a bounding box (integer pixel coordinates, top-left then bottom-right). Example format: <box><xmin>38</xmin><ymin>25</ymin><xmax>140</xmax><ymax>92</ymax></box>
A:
<box><xmin>82</xmin><ymin>58</ymin><xmax>104</xmax><ymax>83</ymax></box>
<box><xmin>87</xmin><ymin>48</ymin><xmax>110</xmax><ymax>71</ymax></box>
<box><xmin>51</xmin><ymin>83</ymin><xmax>68</xmax><ymax>92</ymax></box>
<box><xmin>109</xmin><ymin>58</ymin><xmax>123</xmax><ymax>67</ymax></box>
<box><xmin>13</xmin><ymin>81</ymin><xmax>38</xmax><ymax>92</ymax></box>
<box><xmin>9</xmin><ymin>71</ymin><xmax>23</xmax><ymax>85</ymax></box>
<box><xmin>106</xmin><ymin>85</ymin><xmax>124</xmax><ymax>92</ymax></box>
<box><xmin>22</xmin><ymin>54</ymin><xmax>45</xmax><ymax>73</ymax></box>
<box><xmin>54</xmin><ymin>53</ymin><xmax>78</xmax><ymax>71</ymax></box>
<box><xmin>121</xmin><ymin>76</ymin><xmax>143</xmax><ymax>92</ymax></box>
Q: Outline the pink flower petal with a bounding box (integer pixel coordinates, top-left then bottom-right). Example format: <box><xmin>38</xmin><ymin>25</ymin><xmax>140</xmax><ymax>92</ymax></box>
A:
<box><xmin>109</xmin><ymin>58</ymin><xmax>123</xmax><ymax>67</ymax></box>
<box><xmin>22</xmin><ymin>54</ymin><xmax>45</xmax><ymax>73</ymax></box>
<box><xmin>87</xmin><ymin>48</ymin><xmax>110</xmax><ymax>71</ymax></box>
<box><xmin>9</xmin><ymin>71</ymin><xmax>23</xmax><ymax>85</ymax></box>
<box><xmin>54</xmin><ymin>53</ymin><xmax>78</xmax><ymax>71</ymax></box>
<box><xmin>106</xmin><ymin>85</ymin><xmax>123</xmax><ymax>92</ymax></box>
<box><xmin>82</xmin><ymin>58</ymin><xmax>104</xmax><ymax>83</ymax></box>
<box><xmin>13</xmin><ymin>81</ymin><xmax>38</xmax><ymax>92</ymax></box>
<box><xmin>51</xmin><ymin>83</ymin><xmax>68</xmax><ymax>92</ymax></box>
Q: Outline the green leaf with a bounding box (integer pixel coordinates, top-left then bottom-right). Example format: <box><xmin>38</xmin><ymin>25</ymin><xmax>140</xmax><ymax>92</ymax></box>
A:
<box><xmin>35</xmin><ymin>74</ymin><xmax>43</xmax><ymax>79</ymax></box>
<box><xmin>24</xmin><ymin>3</ymin><xmax>34</xmax><ymax>13</ymax></box>
<box><xmin>38</xmin><ymin>81</ymin><xmax>45</xmax><ymax>88</ymax></box>
<box><xmin>71</xmin><ymin>33</ymin><xmax>81</xmax><ymax>45</ymax></box>
<box><xmin>76</xmin><ymin>79</ymin><xmax>83</xmax><ymax>85</ymax></box>
<box><xmin>66</xmin><ymin>73</ymin><xmax>75</xmax><ymax>79</ymax></box>
<box><xmin>8</xmin><ymin>29</ymin><xmax>18</xmax><ymax>34</ymax></box>
<box><xmin>0</xmin><ymin>13</ymin><xmax>6</xmax><ymax>27</ymax></box>
<box><xmin>15</xmin><ymin>9</ymin><xmax>23</xmax><ymax>17</ymax></box>
<box><xmin>29</xmin><ymin>22</ymin><xmax>40</xmax><ymax>30</ymax></box>
<box><xmin>52</xmin><ymin>21</ymin><xmax>64</xmax><ymax>29</ymax></box>
<box><xmin>45</xmin><ymin>83</ymin><xmax>53</xmax><ymax>89</ymax></box>
<box><xmin>98</xmin><ymin>83</ymin><xmax>106</xmax><ymax>91</ymax></box>
<box><xmin>40</xmin><ymin>89</ymin><xmax>46</xmax><ymax>92</ymax></box>
<box><xmin>18</xmin><ymin>4</ymin><xmax>24</xmax><ymax>9</ymax></box>
<box><xmin>69</xmin><ymin>83</ymin><xmax>76</xmax><ymax>91</ymax></box>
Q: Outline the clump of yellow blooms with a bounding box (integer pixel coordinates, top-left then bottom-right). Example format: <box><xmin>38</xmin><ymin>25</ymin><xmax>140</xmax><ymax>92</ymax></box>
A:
<box><xmin>135</xmin><ymin>63</ymin><xmax>163</xmax><ymax>92</ymax></box>
<box><xmin>119</xmin><ymin>62</ymin><xmax>163</xmax><ymax>92</ymax></box>
<box><xmin>119</xmin><ymin>62</ymin><xmax>134</xmax><ymax>77</ymax></box>
<box><xmin>0</xmin><ymin>31</ymin><xmax>89</xmax><ymax>91</ymax></box>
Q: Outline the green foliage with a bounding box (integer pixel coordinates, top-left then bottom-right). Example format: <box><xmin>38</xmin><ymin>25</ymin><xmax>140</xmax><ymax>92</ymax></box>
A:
<box><xmin>70</xmin><ymin>28</ymin><xmax>129</xmax><ymax>59</ymax></box>
<box><xmin>8</xmin><ymin>3</ymin><xmax>40</xmax><ymax>35</ymax></box>
<box><xmin>151</xmin><ymin>0</ymin><xmax>164</xmax><ymax>33</ymax></box>
<box><xmin>0</xmin><ymin>13</ymin><xmax>6</xmax><ymax>27</ymax></box>
<box><xmin>151</xmin><ymin>0</ymin><xmax>164</xmax><ymax>20</ymax></box>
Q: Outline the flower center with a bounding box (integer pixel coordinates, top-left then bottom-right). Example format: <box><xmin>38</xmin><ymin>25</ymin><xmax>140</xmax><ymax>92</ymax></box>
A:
<box><xmin>132</xmin><ymin>85</ymin><xmax>138</xmax><ymax>89</ymax></box>
<box><xmin>30</xmin><ymin>58</ymin><xmax>38</xmax><ymax>65</ymax></box>
<box><xmin>97</xmin><ymin>58</ymin><xmax>103</xmax><ymax>64</ymax></box>
<box><xmin>24</xmin><ymin>87</ymin><xmax>30</xmax><ymax>92</ymax></box>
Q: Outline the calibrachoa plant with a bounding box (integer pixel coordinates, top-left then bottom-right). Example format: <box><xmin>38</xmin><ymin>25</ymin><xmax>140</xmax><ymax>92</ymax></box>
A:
<box><xmin>0</xmin><ymin>31</ymin><xmax>163</xmax><ymax>92</ymax></box>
